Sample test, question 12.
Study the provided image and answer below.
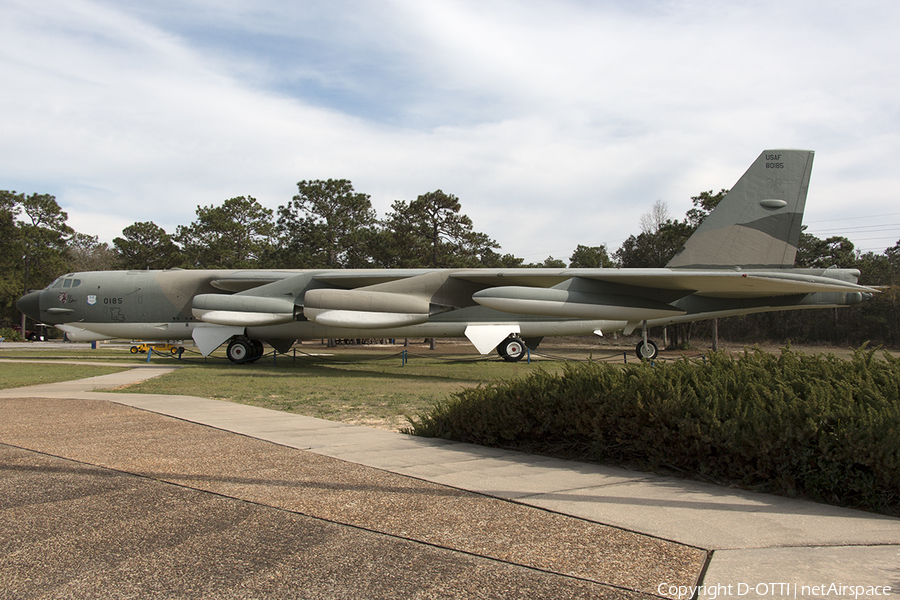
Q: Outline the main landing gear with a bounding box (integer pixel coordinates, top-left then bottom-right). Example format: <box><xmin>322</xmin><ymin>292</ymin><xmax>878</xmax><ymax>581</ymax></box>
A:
<box><xmin>497</xmin><ymin>335</ymin><xmax>527</xmax><ymax>362</ymax></box>
<box><xmin>226</xmin><ymin>338</ymin><xmax>265</xmax><ymax>363</ymax></box>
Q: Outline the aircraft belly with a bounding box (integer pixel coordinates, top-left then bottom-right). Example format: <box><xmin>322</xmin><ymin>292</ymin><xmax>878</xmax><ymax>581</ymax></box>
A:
<box><xmin>56</xmin><ymin>322</ymin><xmax>196</xmax><ymax>342</ymax></box>
<box><xmin>55</xmin><ymin>325</ymin><xmax>117</xmax><ymax>342</ymax></box>
<box><xmin>248</xmin><ymin>315</ymin><xmax>626</xmax><ymax>343</ymax></box>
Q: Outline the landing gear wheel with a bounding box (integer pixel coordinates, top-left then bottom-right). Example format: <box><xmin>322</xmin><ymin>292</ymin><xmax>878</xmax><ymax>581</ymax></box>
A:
<box><xmin>248</xmin><ymin>339</ymin><xmax>265</xmax><ymax>362</ymax></box>
<box><xmin>497</xmin><ymin>335</ymin><xmax>527</xmax><ymax>362</ymax></box>
<box><xmin>130</xmin><ymin>346</ymin><xmax>138</xmax><ymax>354</ymax></box>
<box><xmin>635</xmin><ymin>340</ymin><xmax>659</xmax><ymax>360</ymax></box>
<box><xmin>226</xmin><ymin>339</ymin><xmax>252</xmax><ymax>363</ymax></box>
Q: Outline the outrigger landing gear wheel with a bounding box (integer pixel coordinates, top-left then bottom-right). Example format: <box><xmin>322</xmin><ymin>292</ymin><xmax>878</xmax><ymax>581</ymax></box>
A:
<box><xmin>635</xmin><ymin>339</ymin><xmax>659</xmax><ymax>360</ymax></box>
<box><xmin>497</xmin><ymin>335</ymin><xmax>527</xmax><ymax>362</ymax></box>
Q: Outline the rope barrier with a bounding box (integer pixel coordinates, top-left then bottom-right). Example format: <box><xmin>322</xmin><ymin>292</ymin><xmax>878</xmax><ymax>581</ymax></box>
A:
<box><xmin>127</xmin><ymin>342</ymin><xmax>710</xmax><ymax>367</ymax></box>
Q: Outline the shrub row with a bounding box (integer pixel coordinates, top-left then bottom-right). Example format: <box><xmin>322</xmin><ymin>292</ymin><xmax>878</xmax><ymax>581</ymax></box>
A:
<box><xmin>406</xmin><ymin>348</ymin><xmax>900</xmax><ymax>515</ymax></box>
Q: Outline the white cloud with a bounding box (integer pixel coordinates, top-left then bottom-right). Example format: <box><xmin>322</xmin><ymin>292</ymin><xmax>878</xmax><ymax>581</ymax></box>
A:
<box><xmin>2</xmin><ymin>0</ymin><xmax>900</xmax><ymax>261</ymax></box>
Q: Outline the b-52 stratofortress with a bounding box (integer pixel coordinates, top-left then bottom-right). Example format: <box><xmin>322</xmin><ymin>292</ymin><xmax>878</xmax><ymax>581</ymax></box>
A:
<box><xmin>17</xmin><ymin>149</ymin><xmax>875</xmax><ymax>363</ymax></box>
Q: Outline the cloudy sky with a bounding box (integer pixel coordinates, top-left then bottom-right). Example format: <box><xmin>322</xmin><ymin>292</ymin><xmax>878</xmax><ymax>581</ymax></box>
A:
<box><xmin>3</xmin><ymin>0</ymin><xmax>900</xmax><ymax>261</ymax></box>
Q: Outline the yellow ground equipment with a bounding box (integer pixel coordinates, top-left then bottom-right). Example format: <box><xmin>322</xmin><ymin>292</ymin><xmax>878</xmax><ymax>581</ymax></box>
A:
<box><xmin>130</xmin><ymin>343</ymin><xmax>184</xmax><ymax>356</ymax></box>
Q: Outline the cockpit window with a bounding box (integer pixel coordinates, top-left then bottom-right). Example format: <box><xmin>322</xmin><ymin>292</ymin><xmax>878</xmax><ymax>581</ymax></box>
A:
<box><xmin>51</xmin><ymin>276</ymin><xmax>82</xmax><ymax>289</ymax></box>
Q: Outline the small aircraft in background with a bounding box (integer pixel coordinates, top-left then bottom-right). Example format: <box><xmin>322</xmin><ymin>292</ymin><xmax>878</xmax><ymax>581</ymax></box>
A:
<box><xmin>17</xmin><ymin>149</ymin><xmax>874</xmax><ymax>363</ymax></box>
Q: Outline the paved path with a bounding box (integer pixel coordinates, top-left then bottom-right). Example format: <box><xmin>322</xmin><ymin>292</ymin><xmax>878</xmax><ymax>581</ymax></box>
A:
<box><xmin>1</xmin><ymin>364</ymin><xmax>898</xmax><ymax>599</ymax></box>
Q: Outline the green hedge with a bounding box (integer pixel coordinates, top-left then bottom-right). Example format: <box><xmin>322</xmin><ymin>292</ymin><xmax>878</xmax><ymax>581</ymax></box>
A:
<box><xmin>406</xmin><ymin>348</ymin><xmax>900</xmax><ymax>515</ymax></box>
<box><xmin>0</xmin><ymin>327</ymin><xmax>22</xmax><ymax>342</ymax></box>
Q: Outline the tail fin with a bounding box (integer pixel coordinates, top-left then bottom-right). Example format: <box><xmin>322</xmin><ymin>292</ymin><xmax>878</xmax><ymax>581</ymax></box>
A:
<box><xmin>666</xmin><ymin>149</ymin><xmax>814</xmax><ymax>269</ymax></box>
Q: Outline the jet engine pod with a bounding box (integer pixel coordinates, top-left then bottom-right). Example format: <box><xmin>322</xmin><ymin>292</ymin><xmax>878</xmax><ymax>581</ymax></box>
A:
<box><xmin>302</xmin><ymin>289</ymin><xmax>430</xmax><ymax>329</ymax></box>
<box><xmin>472</xmin><ymin>286</ymin><xmax>686</xmax><ymax>321</ymax></box>
<box><xmin>192</xmin><ymin>294</ymin><xmax>297</xmax><ymax>326</ymax></box>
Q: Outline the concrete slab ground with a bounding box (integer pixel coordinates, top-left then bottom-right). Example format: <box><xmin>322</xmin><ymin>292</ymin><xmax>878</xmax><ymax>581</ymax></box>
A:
<box><xmin>1</xmin><ymin>397</ymin><xmax>700</xmax><ymax>599</ymax></box>
<box><xmin>1</xmin><ymin>363</ymin><xmax>898</xmax><ymax>599</ymax></box>
<box><xmin>3</xmin><ymin>439</ymin><xmax>645</xmax><ymax>599</ymax></box>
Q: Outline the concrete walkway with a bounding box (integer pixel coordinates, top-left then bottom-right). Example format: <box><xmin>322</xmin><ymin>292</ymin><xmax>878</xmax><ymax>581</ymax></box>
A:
<box><xmin>1</xmin><ymin>363</ymin><xmax>898</xmax><ymax>599</ymax></box>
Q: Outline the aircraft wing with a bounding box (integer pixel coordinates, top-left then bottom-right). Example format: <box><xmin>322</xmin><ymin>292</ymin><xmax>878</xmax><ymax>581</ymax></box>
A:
<box><xmin>208</xmin><ymin>271</ymin><xmax>299</xmax><ymax>292</ymax></box>
<box><xmin>257</xmin><ymin>267</ymin><xmax>872</xmax><ymax>330</ymax></box>
<box><xmin>451</xmin><ymin>268</ymin><xmax>875</xmax><ymax>299</ymax></box>
<box><xmin>192</xmin><ymin>267</ymin><xmax>874</xmax><ymax>328</ymax></box>
<box><xmin>202</xmin><ymin>267</ymin><xmax>872</xmax><ymax>298</ymax></box>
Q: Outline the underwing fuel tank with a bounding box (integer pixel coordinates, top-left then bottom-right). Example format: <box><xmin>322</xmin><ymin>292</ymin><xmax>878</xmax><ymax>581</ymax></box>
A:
<box><xmin>302</xmin><ymin>289</ymin><xmax>431</xmax><ymax>329</ymax></box>
<box><xmin>799</xmin><ymin>291</ymin><xmax>869</xmax><ymax>306</ymax></box>
<box><xmin>472</xmin><ymin>286</ymin><xmax>686</xmax><ymax>321</ymax></box>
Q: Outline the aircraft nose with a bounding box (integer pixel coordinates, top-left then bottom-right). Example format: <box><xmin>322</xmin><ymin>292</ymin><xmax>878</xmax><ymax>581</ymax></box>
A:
<box><xmin>16</xmin><ymin>290</ymin><xmax>42</xmax><ymax>321</ymax></box>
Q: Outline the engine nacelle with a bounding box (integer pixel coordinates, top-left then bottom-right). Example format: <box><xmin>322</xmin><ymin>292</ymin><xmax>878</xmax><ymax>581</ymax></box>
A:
<box><xmin>302</xmin><ymin>289</ymin><xmax>430</xmax><ymax>329</ymax></box>
<box><xmin>192</xmin><ymin>294</ymin><xmax>297</xmax><ymax>326</ymax></box>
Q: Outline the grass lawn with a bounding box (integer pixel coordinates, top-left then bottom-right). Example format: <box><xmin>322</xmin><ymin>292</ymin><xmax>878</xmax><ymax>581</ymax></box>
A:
<box><xmin>118</xmin><ymin>350</ymin><xmax>568</xmax><ymax>431</ymax></box>
<box><xmin>0</xmin><ymin>363</ymin><xmax>130</xmax><ymax>389</ymax></box>
<box><xmin>1</xmin><ymin>339</ymin><xmax>618</xmax><ymax>431</ymax></box>
<box><xmin>4</xmin><ymin>337</ymin><xmax>883</xmax><ymax>431</ymax></box>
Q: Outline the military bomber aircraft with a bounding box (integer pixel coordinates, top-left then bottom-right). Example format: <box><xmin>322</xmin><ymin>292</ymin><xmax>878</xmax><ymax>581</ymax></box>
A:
<box><xmin>17</xmin><ymin>149</ymin><xmax>875</xmax><ymax>363</ymax></box>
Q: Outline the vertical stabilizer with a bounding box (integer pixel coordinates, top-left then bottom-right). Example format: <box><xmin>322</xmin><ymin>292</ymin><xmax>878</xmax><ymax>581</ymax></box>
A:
<box><xmin>667</xmin><ymin>149</ymin><xmax>814</xmax><ymax>269</ymax></box>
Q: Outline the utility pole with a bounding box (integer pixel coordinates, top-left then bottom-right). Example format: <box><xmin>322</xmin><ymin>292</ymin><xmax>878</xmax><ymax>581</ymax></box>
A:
<box><xmin>20</xmin><ymin>253</ymin><xmax>29</xmax><ymax>339</ymax></box>
<box><xmin>711</xmin><ymin>318</ymin><xmax>718</xmax><ymax>352</ymax></box>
